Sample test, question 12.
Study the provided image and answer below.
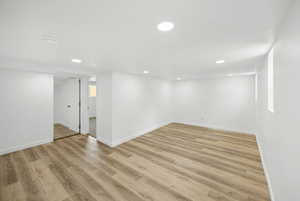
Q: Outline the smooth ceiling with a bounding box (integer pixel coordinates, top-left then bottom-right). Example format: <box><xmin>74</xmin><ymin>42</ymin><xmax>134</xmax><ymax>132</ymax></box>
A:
<box><xmin>0</xmin><ymin>0</ymin><xmax>292</xmax><ymax>78</ymax></box>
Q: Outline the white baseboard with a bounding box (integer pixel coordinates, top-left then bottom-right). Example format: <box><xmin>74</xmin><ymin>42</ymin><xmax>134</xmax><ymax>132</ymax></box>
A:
<box><xmin>174</xmin><ymin>121</ymin><xmax>255</xmax><ymax>135</ymax></box>
<box><xmin>0</xmin><ymin>138</ymin><xmax>53</xmax><ymax>155</ymax></box>
<box><xmin>96</xmin><ymin>121</ymin><xmax>254</xmax><ymax>147</ymax></box>
<box><xmin>255</xmin><ymin>136</ymin><xmax>275</xmax><ymax>201</ymax></box>
<box><xmin>97</xmin><ymin>121</ymin><xmax>171</xmax><ymax>147</ymax></box>
<box><xmin>97</xmin><ymin>137</ymin><xmax>114</xmax><ymax>147</ymax></box>
<box><xmin>111</xmin><ymin>121</ymin><xmax>171</xmax><ymax>147</ymax></box>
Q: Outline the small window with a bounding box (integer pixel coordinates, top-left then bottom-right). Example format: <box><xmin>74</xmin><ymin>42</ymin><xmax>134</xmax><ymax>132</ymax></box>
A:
<box><xmin>89</xmin><ymin>85</ymin><xmax>96</xmax><ymax>97</ymax></box>
<box><xmin>268</xmin><ymin>48</ymin><xmax>274</xmax><ymax>113</ymax></box>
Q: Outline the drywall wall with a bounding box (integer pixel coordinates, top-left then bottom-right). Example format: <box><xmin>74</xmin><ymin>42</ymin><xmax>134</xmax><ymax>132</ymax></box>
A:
<box><xmin>96</xmin><ymin>72</ymin><xmax>113</xmax><ymax>145</ymax></box>
<box><xmin>172</xmin><ymin>75</ymin><xmax>257</xmax><ymax>134</ymax></box>
<box><xmin>96</xmin><ymin>72</ymin><xmax>172</xmax><ymax>146</ymax></box>
<box><xmin>0</xmin><ymin>69</ymin><xmax>53</xmax><ymax>155</ymax></box>
<box><xmin>256</xmin><ymin>1</ymin><xmax>300</xmax><ymax>200</ymax></box>
<box><xmin>54</xmin><ymin>78</ymin><xmax>79</xmax><ymax>132</ymax></box>
<box><xmin>79</xmin><ymin>77</ymin><xmax>90</xmax><ymax>134</ymax></box>
<box><xmin>96</xmin><ymin>71</ymin><xmax>256</xmax><ymax>146</ymax></box>
<box><xmin>111</xmin><ymin>72</ymin><xmax>172</xmax><ymax>145</ymax></box>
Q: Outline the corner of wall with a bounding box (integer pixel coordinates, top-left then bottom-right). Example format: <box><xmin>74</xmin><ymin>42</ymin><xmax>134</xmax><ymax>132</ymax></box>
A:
<box><xmin>112</xmin><ymin>121</ymin><xmax>172</xmax><ymax>147</ymax></box>
<box><xmin>96</xmin><ymin>136</ymin><xmax>114</xmax><ymax>147</ymax></box>
<box><xmin>256</xmin><ymin>135</ymin><xmax>276</xmax><ymax>201</ymax></box>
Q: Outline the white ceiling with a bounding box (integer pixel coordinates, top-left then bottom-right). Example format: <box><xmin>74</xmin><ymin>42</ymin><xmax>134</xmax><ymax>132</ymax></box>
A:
<box><xmin>0</xmin><ymin>0</ymin><xmax>292</xmax><ymax>79</ymax></box>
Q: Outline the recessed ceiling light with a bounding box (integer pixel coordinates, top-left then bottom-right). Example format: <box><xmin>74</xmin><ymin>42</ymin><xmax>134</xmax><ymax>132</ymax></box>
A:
<box><xmin>46</xmin><ymin>39</ymin><xmax>57</xmax><ymax>44</ymax></box>
<box><xmin>157</xmin><ymin>21</ymin><xmax>174</xmax><ymax>32</ymax></box>
<box><xmin>216</xmin><ymin>60</ymin><xmax>225</xmax><ymax>64</ymax></box>
<box><xmin>41</xmin><ymin>33</ymin><xmax>58</xmax><ymax>44</ymax></box>
<box><xmin>176</xmin><ymin>77</ymin><xmax>182</xmax><ymax>80</ymax></box>
<box><xmin>143</xmin><ymin>70</ymin><xmax>149</xmax><ymax>74</ymax></box>
<box><xmin>72</xmin><ymin>59</ymin><xmax>82</xmax><ymax>63</ymax></box>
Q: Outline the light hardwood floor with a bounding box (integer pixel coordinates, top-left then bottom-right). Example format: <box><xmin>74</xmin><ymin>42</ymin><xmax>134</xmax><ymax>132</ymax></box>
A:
<box><xmin>0</xmin><ymin>123</ymin><xmax>271</xmax><ymax>201</ymax></box>
<box><xmin>54</xmin><ymin>124</ymin><xmax>78</xmax><ymax>140</ymax></box>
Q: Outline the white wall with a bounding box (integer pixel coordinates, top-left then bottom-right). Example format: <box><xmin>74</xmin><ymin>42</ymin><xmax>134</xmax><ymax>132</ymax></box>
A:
<box><xmin>54</xmin><ymin>78</ymin><xmax>79</xmax><ymax>131</ymax></box>
<box><xmin>80</xmin><ymin>77</ymin><xmax>90</xmax><ymax>134</ymax></box>
<box><xmin>97</xmin><ymin>72</ymin><xmax>113</xmax><ymax>144</ymax></box>
<box><xmin>97</xmin><ymin>72</ymin><xmax>172</xmax><ymax>146</ymax></box>
<box><xmin>256</xmin><ymin>1</ymin><xmax>300</xmax><ymax>200</ymax></box>
<box><xmin>96</xmin><ymin>71</ymin><xmax>256</xmax><ymax>146</ymax></box>
<box><xmin>0</xmin><ymin>69</ymin><xmax>53</xmax><ymax>155</ymax></box>
<box><xmin>172</xmin><ymin>75</ymin><xmax>256</xmax><ymax>134</ymax></box>
<box><xmin>111</xmin><ymin>72</ymin><xmax>172</xmax><ymax>145</ymax></box>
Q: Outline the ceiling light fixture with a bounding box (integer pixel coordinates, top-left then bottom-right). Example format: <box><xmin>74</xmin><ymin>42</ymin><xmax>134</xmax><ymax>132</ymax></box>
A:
<box><xmin>143</xmin><ymin>70</ymin><xmax>149</xmax><ymax>74</ymax></box>
<box><xmin>176</xmin><ymin>77</ymin><xmax>182</xmax><ymax>81</ymax></box>
<box><xmin>157</xmin><ymin>21</ymin><xmax>174</xmax><ymax>32</ymax></box>
<box><xmin>72</xmin><ymin>59</ymin><xmax>82</xmax><ymax>63</ymax></box>
<box><xmin>41</xmin><ymin>33</ymin><xmax>58</xmax><ymax>44</ymax></box>
<box><xmin>46</xmin><ymin>39</ymin><xmax>57</xmax><ymax>44</ymax></box>
<box><xmin>216</xmin><ymin>60</ymin><xmax>225</xmax><ymax>64</ymax></box>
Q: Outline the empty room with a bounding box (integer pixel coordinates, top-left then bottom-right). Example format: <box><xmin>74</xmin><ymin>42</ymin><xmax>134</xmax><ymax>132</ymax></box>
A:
<box><xmin>0</xmin><ymin>0</ymin><xmax>299</xmax><ymax>201</ymax></box>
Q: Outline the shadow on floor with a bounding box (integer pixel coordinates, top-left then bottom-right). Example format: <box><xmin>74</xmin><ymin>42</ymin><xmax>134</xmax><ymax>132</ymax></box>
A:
<box><xmin>54</xmin><ymin>124</ymin><xmax>78</xmax><ymax>140</ymax></box>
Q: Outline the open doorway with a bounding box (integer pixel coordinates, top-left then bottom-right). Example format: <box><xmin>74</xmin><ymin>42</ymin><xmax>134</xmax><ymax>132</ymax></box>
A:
<box><xmin>53</xmin><ymin>77</ymin><xmax>80</xmax><ymax>140</ymax></box>
<box><xmin>88</xmin><ymin>77</ymin><xmax>97</xmax><ymax>137</ymax></box>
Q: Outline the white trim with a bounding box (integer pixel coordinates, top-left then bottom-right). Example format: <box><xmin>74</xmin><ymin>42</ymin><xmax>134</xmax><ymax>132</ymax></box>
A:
<box><xmin>97</xmin><ymin>122</ymin><xmax>171</xmax><ymax>147</ymax></box>
<box><xmin>267</xmin><ymin>47</ymin><xmax>274</xmax><ymax>113</ymax></box>
<box><xmin>256</xmin><ymin>136</ymin><xmax>275</xmax><ymax>201</ymax></box>
<box><xmin>0</xmin><ymin>138</ymin><xmax>53</xmax><ymax>155</ymax></box>
<box><xmin>97</xmin><ymin>137</ymin><xmax>114</xmax><ymax>147</ymax></box>
<box><xmin>174</xmin><ymin>121</ymin><xmax>255</xmax><ymax>136</ymax></box>
<box><xmin>112</xmin><ymin>122</ymin><xmax>171</xmax><ymax>147</ymax></box>
<box><xmin>97</xmin><ymin>121</ymin><xmax>254</xmax><ymax>148</ymax></box>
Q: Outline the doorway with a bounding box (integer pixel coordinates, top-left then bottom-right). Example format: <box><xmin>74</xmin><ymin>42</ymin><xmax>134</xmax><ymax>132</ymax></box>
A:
<box><xmin>53</xmin><ymin>77</ymin><xmax>80</xmax><ymax>140</ymax></box>
<box><xmin>88</xmin><ymin>77</ymin><xmax>97</xmax><ymax>137</ymax></box>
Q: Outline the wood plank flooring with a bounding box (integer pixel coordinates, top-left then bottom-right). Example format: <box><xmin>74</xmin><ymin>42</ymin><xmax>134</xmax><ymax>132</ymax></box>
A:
<box><xmin>54</xmin><ymin>124</ymin><xmax>78</xmax><ymax>140</ymax></box>
<box><xmin>0</xmin><ymin>123</ymin><xmax>271</xmax><ymax>201</ymax></box>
